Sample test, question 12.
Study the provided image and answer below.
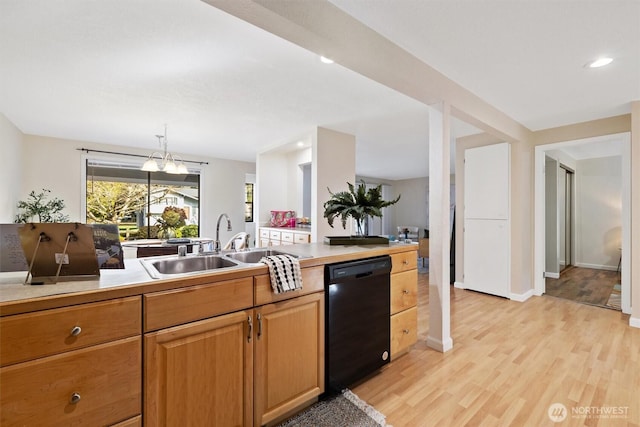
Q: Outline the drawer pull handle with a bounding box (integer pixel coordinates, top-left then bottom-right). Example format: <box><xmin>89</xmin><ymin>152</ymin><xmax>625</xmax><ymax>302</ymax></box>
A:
<box><xmin>402</xmin><ymin>260</ymin><xmax>408</xmax><ymax>265</ymax></box>
<box><xmin>402</xmin><ymin>289</ymin><xmax>410</xmax><ymax>294</ymax></box>
<box><xmin>403</xmin><ymin>329</ymin><xmax>410</xmax><ymax>334</ymax></box>
<box><xmin>257</xmin><ymin>313</ymin><xmax>263</xmax><ymax>339</ymax></box>
<box><xmin>247</xmin><ymin>316</ymin><xmax>253</xmax><ymax>343</ymax></box>
<box><xmin>70</xmin><ymin>392</ymin><xmax>81</xmax><ymax>404</ymax></box>
<box><xmin>70</xmin><ymin>326</ymin><xmax>82</xmax><ymax>337</ymax></box>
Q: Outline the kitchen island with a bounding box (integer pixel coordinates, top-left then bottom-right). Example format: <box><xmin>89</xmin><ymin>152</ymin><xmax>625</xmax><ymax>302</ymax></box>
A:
<box><xmin>0</xmin><ymin>242</ymin><xmax>418</xmax><ymax>426</ymax></box>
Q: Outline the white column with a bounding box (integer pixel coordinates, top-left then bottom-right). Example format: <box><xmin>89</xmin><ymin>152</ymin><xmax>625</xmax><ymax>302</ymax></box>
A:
<box><xmin>427</xmin><ymin>103</ymin><xmax>453</xmax><ymax>352</ymax></box>
<box><xmin>630</xmin><ymin>101</ymin><xmax>640</xmax><ymax>328</ymax></box>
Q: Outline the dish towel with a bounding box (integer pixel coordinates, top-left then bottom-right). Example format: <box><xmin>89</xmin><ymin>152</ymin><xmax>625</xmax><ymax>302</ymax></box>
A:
<box><xmin>260</xmin><ymin>254</ymin><xmax>303</xmax><ymax>294</ymax></box>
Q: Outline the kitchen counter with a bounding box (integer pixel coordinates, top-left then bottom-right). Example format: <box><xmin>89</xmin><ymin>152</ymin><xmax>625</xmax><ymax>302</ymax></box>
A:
<box><xmin>0</xmin><ymin>241</ymin><xmax>417</xmax><ymax>315</ymax></box>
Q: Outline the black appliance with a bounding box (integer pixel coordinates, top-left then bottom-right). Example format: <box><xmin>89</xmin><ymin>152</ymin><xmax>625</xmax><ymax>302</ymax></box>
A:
<box><xmin>324</xmin><ymin>255</ymin><xmax>392</xmax><ymax>393</ymax></box>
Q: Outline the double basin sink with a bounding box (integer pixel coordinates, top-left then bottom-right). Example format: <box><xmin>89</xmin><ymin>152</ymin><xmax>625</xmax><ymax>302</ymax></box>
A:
<box><xmin>140</xmin><ymin>248</ymin><xmax>301</xmax><ymax>279</ymax></box>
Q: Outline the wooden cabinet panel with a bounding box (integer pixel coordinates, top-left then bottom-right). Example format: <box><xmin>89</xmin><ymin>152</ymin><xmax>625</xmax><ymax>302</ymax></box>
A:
<box><xmin>391</xmin><ymin>306</ymin><xmax>417</xmax><ymax>358</ymax></box>
<box><xmin>391</xmin><ymin>269</ymin><xmax>418</xmax><ymax>315</ymax></box>
<box><xmin>254</xmin><ymin>265</ymin><xmax>324</xmax><ymax>306</ymax></box>
<box><xmin>144</xmin><ymin>277</ymin><xmax>253</xmax><ymax>332</ymax></box>
<box><xmin>145</xmin><ymin>310</ymin><xmax>253</xmax><ymax>427</ymax></box>
<box><xmin>391</xmin><ymin>251</ymin><xmax>417</xmax><ymax>274</ymax></box>
<box><xmin>254</xmin><ymin>293</ymin><xmax>324</xmax><ymax>426</ymax></box>
<box><xmin>0</xmin><ymin>296</ymin><xmax>141</xmax><ymax>366</ymax></box>
<box><xmin>1</xmin><ymin>337</ymin><xmax>141</xmax><ymax>427</ymax></box>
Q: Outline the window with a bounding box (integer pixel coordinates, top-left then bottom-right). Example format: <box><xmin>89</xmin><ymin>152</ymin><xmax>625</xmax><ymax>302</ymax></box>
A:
<box><xmin>245</xmin><ymin>183</ymin><xmax>254</xmax><ymax>222</ymax></box>
<box><xmin>85</xmin><ymin>159</ymin><xmax>200</xmax><ymax>241</ymax></box>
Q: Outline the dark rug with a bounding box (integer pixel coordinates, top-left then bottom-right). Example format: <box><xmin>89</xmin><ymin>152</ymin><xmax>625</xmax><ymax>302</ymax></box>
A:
<box><xmin>277</xmin><ymin>389</ymin><xmax>388</xmax><ymax>427</ymax></box>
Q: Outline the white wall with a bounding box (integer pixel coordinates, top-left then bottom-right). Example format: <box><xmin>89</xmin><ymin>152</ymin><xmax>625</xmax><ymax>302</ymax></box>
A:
<box><xmin>313</xmin><ymin>127</ymin><xmax>356</xmax><ymax>240</ymax></box>
<box><xmin>544</xmin><ymin>156</ymin><xmax>559</xmax><ymax>276</ymax></box>
<box><xmin>19</xmin><ymin>134</ymin><xmax>254</xmax><ymax>243</ymax></box>
<box><xmin>0</xmin><ymin>114</ymin><xmax>24</xmax><ymax>222</ymax></box>
<box><xmin>391</xmin><ymin>177</ymin><xmax>428</xmax><ymax>237</ymax></box>
<box><xmin>575</xmin><ymin>155</ymin><xmax>622</xmax><ymax>269</ymax></box>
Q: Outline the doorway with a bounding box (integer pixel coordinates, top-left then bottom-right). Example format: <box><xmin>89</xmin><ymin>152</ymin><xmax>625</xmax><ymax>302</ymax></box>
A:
<box><xmin>534</xmin><ymin>133</ymin><xmax>630</xmax><ymax>313</ymax></box>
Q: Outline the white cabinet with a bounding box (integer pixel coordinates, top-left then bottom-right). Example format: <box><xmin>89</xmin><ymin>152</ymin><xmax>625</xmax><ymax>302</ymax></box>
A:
<box><xmin>258</xmin><ymin>227</ymin><xmax>310</xmax><ymax>247</ymax></box>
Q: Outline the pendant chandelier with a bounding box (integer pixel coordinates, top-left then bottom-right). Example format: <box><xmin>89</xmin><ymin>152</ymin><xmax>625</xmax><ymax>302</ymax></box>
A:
<box><xmin>141</xmin><ymin>125</ymin><xmax>189</xmax><ymax>174</ymax></box>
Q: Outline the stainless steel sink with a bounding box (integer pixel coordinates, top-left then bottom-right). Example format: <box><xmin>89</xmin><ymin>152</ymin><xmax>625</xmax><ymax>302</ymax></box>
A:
<box><xmin>141</xmin><ymin>255</ymin><xmax>239</xmax><ymax>279</ymax></box>
<box><xmin>225</xmin><ymin>249</ymin><xmax>299</xmax><ymax>264</ymax></box>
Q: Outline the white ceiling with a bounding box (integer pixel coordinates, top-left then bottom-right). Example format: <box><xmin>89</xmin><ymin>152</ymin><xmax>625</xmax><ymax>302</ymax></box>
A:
<box><xmin>1</xmin><ymin>0</ymin><xmax>638</xmax><ymax>180</ymax></box>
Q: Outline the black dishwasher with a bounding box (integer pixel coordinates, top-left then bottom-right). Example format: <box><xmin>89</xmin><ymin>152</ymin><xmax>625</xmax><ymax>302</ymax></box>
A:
<box><xmin>325</xmin><ymin>255</ymin><xmax>392</xmax><ymax>393</ymax></box>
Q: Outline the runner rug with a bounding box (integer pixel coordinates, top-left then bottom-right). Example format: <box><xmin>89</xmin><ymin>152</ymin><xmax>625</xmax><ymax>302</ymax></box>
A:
<box><xmin>277</xmin><ymin>389</ymin><xmax>388</xmax><ymax>427</ymax></box>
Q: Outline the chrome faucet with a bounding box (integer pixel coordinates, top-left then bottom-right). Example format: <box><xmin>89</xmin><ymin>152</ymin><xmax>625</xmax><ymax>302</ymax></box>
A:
<box><xmin>214</xmin><ymin>213</ymin><xmax>232</xmax><ymax>253</ymax></box>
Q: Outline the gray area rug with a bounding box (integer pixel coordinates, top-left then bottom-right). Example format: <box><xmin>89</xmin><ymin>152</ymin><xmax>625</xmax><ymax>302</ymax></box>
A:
<box><xmin>277</xmin><ymin>389</ymin><xmax>388</xmax><ymax>427</ymax></box>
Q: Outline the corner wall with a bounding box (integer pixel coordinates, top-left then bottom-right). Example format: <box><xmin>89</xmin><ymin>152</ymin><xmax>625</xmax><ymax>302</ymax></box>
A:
<box><xmin>0</xmin><ymin>114</ymin><xmax>24</xmax><ymax>222</ymax></box>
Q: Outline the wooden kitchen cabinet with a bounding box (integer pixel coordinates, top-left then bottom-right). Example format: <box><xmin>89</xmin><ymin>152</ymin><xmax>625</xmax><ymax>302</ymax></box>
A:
<box><xmin>253</xmin><ymin>292</ymin><xmax>324</xmax><ymax>426</ymax></box>
<box><xmin>0</xmin><ymin>297</ymin><xmax>142</xmax><ymax>427</ymax></box>
<box><xmin>144</xmin><ymin>310</ymin><xmax>254</xmax><ymax>427</ymax></box>
<box><xmin>390</xmin><ymin>252</ymin><xmax>418</xmax><ymax>358</ymax></box>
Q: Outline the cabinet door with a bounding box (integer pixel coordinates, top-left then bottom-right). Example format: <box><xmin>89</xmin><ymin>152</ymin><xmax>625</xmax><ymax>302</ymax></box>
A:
<box><xmin>145</xmin><ymin>310</ymin><xmax>253</xmax><ymax>427</ymax></box>
<box><xmin>254</xmin><ymin>293</ymin><xmax>324</xmax><ymax>426</ymax></box>
<box><xmin>1</xmin><ymin>337</ymin><xmax>141</xmax><ymax>427</ymax></box>
<box><xmin>391</xmin><ymin>306</ymin><xmax>417</xmax><ymax>358</ymax></box>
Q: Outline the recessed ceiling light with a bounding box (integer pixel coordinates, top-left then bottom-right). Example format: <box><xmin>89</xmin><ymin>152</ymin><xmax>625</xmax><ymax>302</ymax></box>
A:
<box><xmin>586</xmin><ymin>57</ymin><xmax>613</xmax><ymax>68</ymax></box>
<box><xmin>320</xmin><ymin>56</ymin><xmax>334</xmax><ymax>64</ymax></box>
<box><xmin>297</xmin><ymin>141</ymin><xmax>304</xmax><ymax>147</ymax></box>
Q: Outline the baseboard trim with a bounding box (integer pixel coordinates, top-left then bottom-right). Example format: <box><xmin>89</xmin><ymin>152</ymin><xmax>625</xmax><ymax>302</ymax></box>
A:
<box><xmin>426</xmin><ymin>336</ymin><xmax>453</xmax><ymax>352</ymax></box>
<box><xmin>629</xmin><ymin>317</ymin><xmax>640</xmax><ymax>329</ymax></box>
<box><xmin>453</xmin><ymin>281</ymin><xmax>465</xmax><ymax>289</ymax></box>
<box><xmin>510</xmin><ymin>289</ymin><xmax>534</xmax><ymax>302</ymax></box>
<box><xmin>574</xmin><ymin>262</ymin><xmax>618</xmax><ymax>271</ymax></box>
<box><xmin>545</xmin><ymin>272</ymin><xmax>560</xmax><ymax>279</ymax></box>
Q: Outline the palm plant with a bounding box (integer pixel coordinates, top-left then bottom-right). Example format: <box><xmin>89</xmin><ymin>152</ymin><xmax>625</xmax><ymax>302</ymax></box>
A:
<box><xmin>323</xmin><ymin>181</ymin><xmax>400</xmax><ymax>236</ymax></box>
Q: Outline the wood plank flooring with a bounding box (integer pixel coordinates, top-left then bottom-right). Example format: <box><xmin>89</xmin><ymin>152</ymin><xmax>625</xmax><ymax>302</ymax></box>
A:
<box><xmin>353</xmin><ymin>271</ymin><xmax>640</xmax><ymax>426</ymax></box>
<box><xmin>545</xmin><ymin>267</ymin><xmax>620</xmax><ymax>309</ymax></box>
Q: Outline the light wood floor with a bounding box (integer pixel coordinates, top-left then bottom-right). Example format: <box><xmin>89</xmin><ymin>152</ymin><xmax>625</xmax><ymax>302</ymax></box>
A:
<box><xmin>353</xmin><ymin>272</ymin><xmax>640</xmax><ymax>426</ymax></box>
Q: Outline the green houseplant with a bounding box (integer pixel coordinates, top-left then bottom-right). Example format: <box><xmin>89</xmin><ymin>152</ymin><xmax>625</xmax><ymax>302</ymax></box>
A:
<box><xmin>14</xmin><ymin>189</ymin><xmax>69</xmax><ymax>223</ymax></box>
<box><xmin>155</xmin><ymin>206</ymin><xmax>187</xmax><ymax>239</ymax></box>
<box><xmin>323</xmin><ymin>181</ymin><xmax>400</xmax><ymax>236</ymax></box>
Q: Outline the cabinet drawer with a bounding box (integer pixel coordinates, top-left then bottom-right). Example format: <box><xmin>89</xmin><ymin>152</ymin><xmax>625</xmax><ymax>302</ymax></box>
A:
<box><xmin>269</xmin><ymin>230</ymin><xmax>282</xmax><ymax>240</ymax></box>
<box><xmin>0</xmin><ymin>296</ymin><xmax>141</xmax><ymax>366</ymax></box>
<box><xmin>255</xmin><ymin>266</ymin><xmax>324</xmax><ymax>306</ymax></box>
<box><xmin>259</xmin><ymin>228</ymin><xmax>270</xmax><ymax>239</ymax></box>
<box><xmin>281</xmin><ymin>231</ymin><xmax>294</xmax><ymax>243</ymax></box>
<box><xmin>111</xmin><ymin>415</ymin><xmax>142</xmax><ymax>427</ymax></box>
<box><xmin>144</xmin><ymin>277</ymin><xmax>253</xmax><ymax>332</ymax></box>
<box><xmin>0</xmin><ymin>336</ymin><xmax>141</xmax><ymax>427</ymax></box>
<box><xmin>391</xmin><ymin>270</ymin><xmax>418</xmax><ymax>315</ymax></box>
<box><xmin>294</xmin><ymin>233</ymin><xmax>310</xmax><ymax>244</ymax></box>
<box><xmin>391</xmin><ymin>251</ymin><xmax>417</xmax><ymax>273</ymax></box>
<box><xmin>391</xmin><ymin>306</ymin><xmax>417</xmax><ymax>358</ymax></box>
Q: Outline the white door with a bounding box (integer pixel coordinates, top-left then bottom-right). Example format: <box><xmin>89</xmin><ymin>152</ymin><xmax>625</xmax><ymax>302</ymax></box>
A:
<box><xmin>463</xmin><ymin>143</ymin><xmax>510</xmax><ymax>298</ymax></box>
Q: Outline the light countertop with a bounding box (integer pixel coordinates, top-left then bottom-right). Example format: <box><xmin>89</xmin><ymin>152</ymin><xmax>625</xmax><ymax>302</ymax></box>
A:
<box><xmin>0</xmin><ymin>241</ymin><xmax>417</xmax><ymax>312</ymax></box>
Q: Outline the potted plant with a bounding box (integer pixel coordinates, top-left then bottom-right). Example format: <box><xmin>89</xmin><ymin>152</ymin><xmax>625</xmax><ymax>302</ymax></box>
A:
<box><xmin>155</xmin><ymin>206</ymin><xmax>187</xmax><ymax>239</ymax></box>
<box><xmin>14</xmin><ymin>189</ymin><xmax>69</xmax><ymax>223</ymax></box>
<box><xmin>323</xmin><ymin>181</ymin><xmax>400</xmax><ymax>236</ymax></box>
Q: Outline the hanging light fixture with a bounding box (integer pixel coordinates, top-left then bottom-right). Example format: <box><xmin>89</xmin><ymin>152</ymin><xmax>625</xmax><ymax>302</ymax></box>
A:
<box><xmin>141</xmin><ymin>125</ymin><xmax>189</xmax><ymax>174</ymax></box>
